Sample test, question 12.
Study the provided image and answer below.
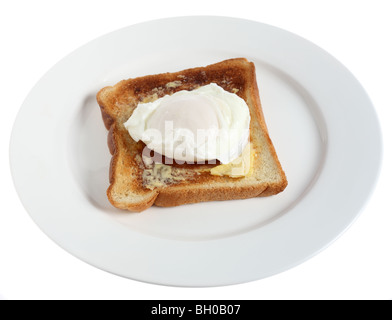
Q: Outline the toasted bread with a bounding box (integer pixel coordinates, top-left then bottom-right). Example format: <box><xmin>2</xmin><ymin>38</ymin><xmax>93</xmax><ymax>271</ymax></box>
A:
<box><xmin>97</xmin><ymin>58</ymin><xmax>287</xmax><ymax>211</ymax></box>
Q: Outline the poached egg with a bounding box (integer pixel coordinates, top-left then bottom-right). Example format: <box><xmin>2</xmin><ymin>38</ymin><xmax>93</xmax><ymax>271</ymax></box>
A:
<box><xmin>124</xmin><ymin>83</ymin><xmax>250</xmax><ymax>164</ymax></box>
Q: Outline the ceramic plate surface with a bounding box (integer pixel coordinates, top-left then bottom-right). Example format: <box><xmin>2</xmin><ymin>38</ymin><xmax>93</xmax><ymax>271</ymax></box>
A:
<box><xmin>10</xmin><ymin>16</ymin><xmax>382</xmax><ymax>286</ymax></box>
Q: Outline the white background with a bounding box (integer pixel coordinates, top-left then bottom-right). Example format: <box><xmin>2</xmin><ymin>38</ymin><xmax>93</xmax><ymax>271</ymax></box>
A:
<box><xmin>1</xmin><ymin>0</ymin><xmax>391</xmax><ymax>300</ymax></box>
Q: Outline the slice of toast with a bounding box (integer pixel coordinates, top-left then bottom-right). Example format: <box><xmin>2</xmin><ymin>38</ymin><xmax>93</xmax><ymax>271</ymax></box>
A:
<box><xmin>97</xmin><ymin>58</ymin><xmax>287</xmax><ymax>211</ymax></box>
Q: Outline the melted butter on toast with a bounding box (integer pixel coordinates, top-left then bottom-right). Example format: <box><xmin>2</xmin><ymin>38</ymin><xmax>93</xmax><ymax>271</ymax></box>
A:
<box><xmin>135</xmin><ymin>143</ymin><xmax>256</xmax><ymax>190</ymax></box>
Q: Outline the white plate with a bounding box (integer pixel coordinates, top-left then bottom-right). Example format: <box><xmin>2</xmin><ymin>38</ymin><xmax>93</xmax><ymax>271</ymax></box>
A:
<box><xmin>10</xmin><ymin>16</ymin><xmax>382</xmax><ymax>287</ymax></box>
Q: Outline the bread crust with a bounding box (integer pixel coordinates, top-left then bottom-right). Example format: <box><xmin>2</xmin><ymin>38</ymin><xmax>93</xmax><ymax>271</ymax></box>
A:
<box><xmin>155</xmin><ymin>184</ymin><xmax>268</xmax><ymax>207</ymax></box>
<box><xmin>97</xmin><ymin>58</ymin><xmax>287</xmax><ymax>211</ymax></box>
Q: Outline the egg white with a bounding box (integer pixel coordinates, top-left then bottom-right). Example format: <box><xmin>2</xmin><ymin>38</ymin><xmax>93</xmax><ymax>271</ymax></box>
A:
<box><xmin>124</xmin><ymin>83</ymin><xmax>250</xmax><ymax>164</ymax></box>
